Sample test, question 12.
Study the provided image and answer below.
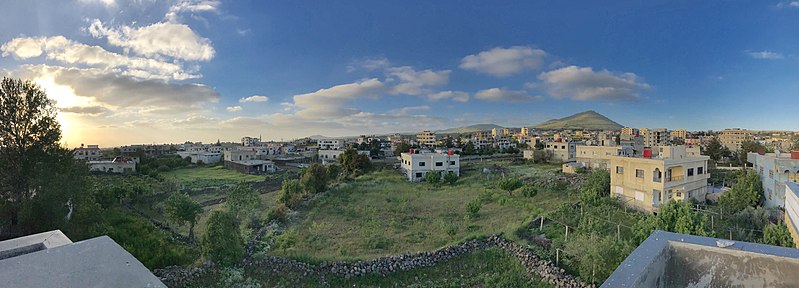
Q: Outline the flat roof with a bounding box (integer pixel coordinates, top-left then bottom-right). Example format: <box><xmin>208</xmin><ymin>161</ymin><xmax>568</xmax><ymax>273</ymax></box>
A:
<box><xmin>0</xmin><ymin>234</ymin><xmax>164</xmax><ymax>287</ymax></box>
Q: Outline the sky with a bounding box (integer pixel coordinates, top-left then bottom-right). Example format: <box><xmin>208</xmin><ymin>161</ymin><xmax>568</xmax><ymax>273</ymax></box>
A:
<box><xmin>1</xmin><ymin>0</ymin><xmax>798</xmax><ymax>147</ymax></box>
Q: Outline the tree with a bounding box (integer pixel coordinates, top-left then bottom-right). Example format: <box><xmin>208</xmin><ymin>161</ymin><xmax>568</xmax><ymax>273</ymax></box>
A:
<box><xmin>442</xmin><ymin>172</ymin><xmax>459</xmax><ymax>185</ymax></box>
<box><xmin>164</xmin><ymin>192</ymin><xmax>203</xmax><ymax>240</ymax></box>
<box><xmin>718</xmin><ymin>171</ymin><xmax>762</xmax><ymax>213</ymax></box>
<box><xmin>534</xmin><ymin>141</ymin><xmax>545</xmax><ymax>150</ymax></box>
<box><xmin>202</xmin><ymin>210</ymin><xmax>244</xmax><ymax>266</ymax></box>
<box><xmin>462</xmin><ymin>141</ymin><xmax>476</xmax><ymax>155</ymax></box>
<box><xmin>580</xmin><ymin>170</ymin><xmax>610</xmax><ymax>206</ymax></box>
<box><xmin>393</xmin><ymin>141</ymin><xmax>411</xmax><ymax>157</ymax></box>
<box><xmin>532</xmin><ymin>149</ymin><xmax>552</xmax><ymax>163</ymax></box>
<box><xmin>791</xmin><ymin>135</ymin><xmax>799</xmax><ymax>151</ymax></box>
<box><xmin>425</xmin><ymin>171</ymin><xmax>441</xmax><ymax>187</ymax></box>
<box><xmin>0</xmin><ymin>78</ymin><xmax>64</xmax><ymax>235</ymax></box>
<box><xmin>326</xmin><ymin>163</ymin><xmax>342</xmax><ymax>181</ymax></box>
<box><xmin>339</xmin><ymin>148</ymin><xmax>371</xmax><ymax>176</ymax></box>
<box><xmin>564</xmin><ymin>233</ymin><xmax>633</xmax><ymax>284</ymax></box>
<box><xmin>704</xmin><ymin>137</ymin><xmax>730</xmax><ymax>162</ymax></box>
<box><xmin>465</xmin><ymin>198</ymin><xmax>481</xmax><ymax>219</ymax></box>
<box><xmin>301</xmin><ymin>163</ymin><xmax>328</xmax><ymax>194</ymax></box>
<box><xmin>737</xmin><ymin>140</ymin><xmax>764</xmax><ymax>166</ymax></box>
<box><xmin>632</xmin><ymin>201</ymin><xmax>710</xmax><ymax>243</ymax></box>
<box><xmin>225</xmin><ymin>183</ymin><xmax>263</xmax><ymax>221</ymax></box>
<box><xmin>277</xmin><ymin>179</ymin><xmax>303</xmax><ymax>209</ymax></box>
<box><xmin>763</xmin><ymin>223</ymin><xmax>794</xmax><ymax>248</ymax></box>
<box><xmin>497</xmin><ymin>177</ymin><xmax>523</xmax><ymax>196</ymax></box>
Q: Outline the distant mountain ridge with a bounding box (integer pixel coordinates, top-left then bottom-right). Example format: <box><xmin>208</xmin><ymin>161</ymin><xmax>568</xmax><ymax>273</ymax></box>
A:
<box><xmin>532</xmin><ymin>110</ymin><xmax>623</xmax><ymax>130</ymax></box>
<box><xmin>436</xmin><ymin>124</ymin><xmax>504</xmax><ymax>134</ymax></box>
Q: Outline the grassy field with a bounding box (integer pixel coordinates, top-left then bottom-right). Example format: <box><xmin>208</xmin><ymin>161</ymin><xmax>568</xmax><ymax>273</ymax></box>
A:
<box><xmin>161</xmin><ymin>166</ymin><xmax>267</xmax><ymax>188</ymax></box>
<box><xmin>187</xmin><ymin>248</ymin><xmax>552</xmax><ymax>287</ymax></box>
<box><xmin>269</xmin><ymin>160</ymin><xmax>579</xmax><ymax>261</ymax></box>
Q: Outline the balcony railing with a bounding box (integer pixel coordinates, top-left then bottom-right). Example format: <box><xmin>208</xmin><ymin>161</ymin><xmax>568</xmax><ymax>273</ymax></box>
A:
<box><xmin>667</xmin><ymin>175</ymin><xmax>685</xmax><ymax>182</ymax></box>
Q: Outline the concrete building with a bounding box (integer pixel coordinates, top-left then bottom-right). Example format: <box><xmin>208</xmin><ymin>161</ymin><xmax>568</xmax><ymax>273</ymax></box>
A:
<box><xmin>317</xmin><ymin>139</ymin><xmax>345</xmax><ymax>150</ymax></box>
<box><xmin>621</xmin><ymin>127</ymin><xmax>637</xmax><ymax>137</ymax></box>
<box><xmin>241</xmin><ymin>136</ymin><xmax>261</xmax><ymax>147</ymax></box>
<box><xmin>786</xmin><ymin>182</ymin><xmax>799</xmax><ymax>248</ymax></box>
<box><xmin>0</xmin><ymin>230</ymin><xmax>165</xmax><ymax>287</ymax></box>
<box><xmin>224</xmin><ymin>159</ymin><xmax>275</xmax><ymax>174</ymax></box>
<box><xmin>318</xmin><ymin>149</ymin><xmax>344</xmax><ymax>162</ymax></box>
<box><xmin>602</xmin><ymin>230</ymin><xmax>799</xmax><ymax>287</ymax></box>
<box><xmin>416</xmin><ymin>130</ymin><xmax>437</xmax><ymax>147</ymax></box>
<box><xmin>520</xmin><ymin>127</ymin><xmax>530</xmax><ymax>136</ymax></box>
<box><xmin>670</xmin><ymin>129</ymin><xmax>687</xmax><ymax>140</ymax></box>
<box><xmin>88</xmin><ymin>158</ymin><xmax>136</xmax><ymax>174</ymax></box>
<box><xmin>575</xmin><ymin>145</ymin><xmax>625</xmax><ymax>170</ymax></box>
<box><xmin>747</xmin><ymin>151</ymin><xmax>799</xmax><ymax>208</ymax></box>
<box><xmin>73</xmin><ymin>144</ymin><xmax>101</xmax><ymax>161</ymax></box>
<box><xmin>610</xmin><ymin>146</ymin><xmax>710</xmax><ymax>213</ymax></box>
<box><xmin>640</xmin><ymin>128</ymin><xmax>670</xmax><ymax>147</ymax></box>
<box><xmin>719</xmin><ymin>128</ymin><xmax>752</xmax><ymax>151</ymax></box>
<box><xmin>223</xmin><ymin>149</ymin><xmax>258</xmax><ymax>162</ymax></box>
<box><xmin>400</xmin><ymin>150</ymin><xmax>459</xmax><ymax>182</ymax></box>
<box><xmin>543</xmin><ymin>141</ymin><xmax>580</xmax><ymax>163</ymax></box>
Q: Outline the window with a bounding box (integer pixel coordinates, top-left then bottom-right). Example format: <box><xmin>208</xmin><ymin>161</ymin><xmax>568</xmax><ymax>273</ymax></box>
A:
<box><xmin>415</xmin><ymin>172</ymin><xmax>422</xmax><ymax>178</ymax></box>
<box><xmin>419</xmin><ymin>162</ymin><xmax>426</xmax><ymax>166</ymax></box>
<box><xmin>616</xmin><ymin>166</ymin><xmax>624</xmax><ymax>174</ymax></box>
<box><xmin>676</xmin><ymin>191</ymin><xmax>682</xmax><ymax>198</ymax></box>
<box><xmin>562</xmin><ymin>145</ymin><xmax>566</xmax><ymax>149</ymax></box>
<box><xmin>688</xmin><ymin>168</ymin><xmax>694</xmax><ymax>177</ymax></box>
<box><xmin>435</xmin><ymin>162</ymin><xmax>443</xmax><ymax>167</ymax></box>
<box><xmin>698</xmin><ymin>167</ymin><xmax>703</xmax><ymax>174</ymax></box>
<box><xmin>450</xmin><ymin>161</ymin><xmax>456</xmax><ymax>165</ymax></box>
<box><xmin>636</xmin><ymin>169</ymin><xmax>644</xmax><ymax>178</ymax></box>
<box><xmin>769</xmin><ymin>170</ymin><xmax>773</xmax><ymax>179</ymax></box>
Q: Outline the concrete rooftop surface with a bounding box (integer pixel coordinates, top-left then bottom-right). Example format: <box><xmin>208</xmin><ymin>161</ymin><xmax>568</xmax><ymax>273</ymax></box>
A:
<box><xmin>602</xmin><ymin>230</ymin><xmax>799</xmax><ymax>288</ymax></box>
<box><xmin>0</xmin><ymin>231</ymin><xmax>165</xmax><ymax>288</ymax></box>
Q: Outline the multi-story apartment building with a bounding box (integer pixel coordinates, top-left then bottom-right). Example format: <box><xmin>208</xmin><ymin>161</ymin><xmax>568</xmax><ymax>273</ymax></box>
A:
<box><xmin>241</xmin><ymin>136</ymin><xmax>261</xmax><ymax>147</ymax></box>
<box><xmin>747</xmin><ymin>151</ymin><xmax>799</xmax><ymax>208</ymax></box>
<box><xmin>74</xmin><ymin>144</ymin><xmax>102</xmax><ymax>161</ymax></box>
<box><xmin>520</xmin><ymin>127</ymin><xmax>530</xmax><ymax>136</ymax></box>
<box><xmin>575</xmin><ymin>145</ymin><xmax>626</xmax><ymax>170</ymax></box>
<box><xmin>400</xmin><ymin>150</ymin><xmax>460</xmax><ymax>182</ymax></box>
<box><xmin>542</xmin><ymin>141</ymin><xmax>581</xmax><ymax>163</ymax></box>
<box><xmin>621</xmin><ymin>127</ymin><xmax>637</xmax><ymax>137</ymax></box>
<box><xmin>719</xmin><ymin>128</ymin><xmax>752</xmax><ymax>151</ymax></box>
<box><xmin>640</xmin><ymin>128</ymin><xmax>670</xmax><ymax>147</ymax></box>
<box><xmin>317</xmin><ymin>139</ymin><xmax>345</xmax><ymax>150</ymax></box>
<box><xmin>670</xmin><ymin>129</ymin><xmax>687</xmax><ymax>140</ymax></box>
<box><xmin>610</xmin><ymin>146</ymin><xmax>710</xmax><ymax>213</ymax></box>
<box><xmin>416</xmin><ymin>130</ymin><xmax>437</xmax><ymax>147</ymax></box>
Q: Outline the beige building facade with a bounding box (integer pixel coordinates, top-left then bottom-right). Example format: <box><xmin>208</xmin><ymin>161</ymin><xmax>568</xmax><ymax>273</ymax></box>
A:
<box><xmin>719</xmin><ymin>128</ymin><xmax>752</xmax><ymax>151</ymax></box>
<box><xmin>416</xmin><ymin>130</ymin><xmax>437</xmax><ymax>147</ymax></box>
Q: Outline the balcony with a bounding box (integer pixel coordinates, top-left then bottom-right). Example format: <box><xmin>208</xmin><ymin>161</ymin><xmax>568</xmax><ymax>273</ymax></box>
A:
<box><xmin>667</xmin><ymin>175</ymin><xmax>685</xmax><ymax>182</ymax></box>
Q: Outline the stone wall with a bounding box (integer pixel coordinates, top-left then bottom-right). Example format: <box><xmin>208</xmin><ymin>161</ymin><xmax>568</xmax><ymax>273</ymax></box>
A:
<box><xmin>155</xmin><ymin>235</ymin><xmax>593</xmax><ymax>288</ymax></box>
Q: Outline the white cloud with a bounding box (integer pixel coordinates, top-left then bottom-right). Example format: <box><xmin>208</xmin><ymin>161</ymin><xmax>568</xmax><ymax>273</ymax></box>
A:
<box><xmin>538</xmin><ymin>66</ymin><xmax>650</xmax><ymax>101</ymax></box>
<box><xmin>776</xmin><ymin>1</ymin><xmax>799</xmax><ymax>8</ymax></box>
<box><xmin>427</xmin><ymin>91</ymin><xmax>469</xmax><ymax>102</ymax></box>
<box><xmin>387</xmin><ymin>105</ymin><xmax>431</xmax><ymax>116</ymax></box>
<box><xmin>460</xmin><ymin>46</ymin><xmax>546</xmax><ymax>77</ymax></box>
<box><xmin>387</xmin><ymin>66</ymin><xmax>450</xmax><ymax>95</ymax></box>
<box><xmin>78</xmin><ymin>0</ymin><xmax>116</xmax><ymax>7</ymax></box>
<box><xmin>1</xmin><ymin>36</ymin><xmax>198</xmax><ymax>80</ymax></box>
<box><xmin>239</xmin><ymin>95</ymin><xmax>269</xmax><ymax>103</ymax></box>
<box><xmin>347</xmin><ymin>56</ymin><xmax>391</xmax><ymax>72</ymax></box>
<box><xmin>89</xmin><ymin>19</ymin><xmax>215</xmax><ymax>61</ymax></box>
<box><xmin>236</xmin><ymin>29</ymin><xmax>251</xmax><ymax>36</ymax></box>
<box><xmin>165</xmin><ymin>0</ymin><xmax>221</xmax><ymax>23</ymax></box>
<box><xmin>293</xmin><ymin>78</ymin><xmax>384</xmax><ymax>119</ymax></box>
<box><xmin>748</xmin><ymin>50</ymin><xmax>784</xmax><ymax>60</ymax></box>
<box><xmin>226</xmin><ymin>106</ymin><xmax>242</xmax><ymax>112</ymax></box>
<box><xmin>474</xmin><ymin>88</ymin><xmax>543</xmax><ymax>102</ymax></box>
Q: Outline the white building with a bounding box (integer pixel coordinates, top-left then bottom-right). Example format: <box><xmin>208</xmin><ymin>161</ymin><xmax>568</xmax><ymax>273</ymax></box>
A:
<box><xmin>748</xmin><ymin>151</ymin><xmax>799</xmax><ymax>208</ymax></box>
<box><xmin>74</xmin><ymin>144</ymin><xmax>101</xmax><ymax>161</ymax></box>
<box><xmin>88</xmin><ymin>158</ymin><xmax>136</xmax><ymax>174</ymax></box>
<box><xmin>241</xmin><ymin>136</ymin><xmax>261</xmax><ymax>147</ymax></box>
<box><xmin>318</xmin><ymin>139</ymin><xmax>345</xmax><ymax>150</ymax></box>
<box><xmin>319</xmin><ymin>149</ymin><xmax>344</xmax><ymax>163</ymax></box>
<box><xmin>400</xmin><ymin>151</ymin><xmax>460</xmax><ymax>182</ymax></box>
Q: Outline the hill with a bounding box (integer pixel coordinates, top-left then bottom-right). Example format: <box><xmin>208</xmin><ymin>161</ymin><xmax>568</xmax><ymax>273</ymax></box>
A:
<box><xmin>436</xmin><ymin>124</ymin><xmax>504</xmax><ymax>134</ymax></box>
<box><xmin>533</xmin><ymin>110</ymin><xmax>623</xmax><ymax>130</ymax></box>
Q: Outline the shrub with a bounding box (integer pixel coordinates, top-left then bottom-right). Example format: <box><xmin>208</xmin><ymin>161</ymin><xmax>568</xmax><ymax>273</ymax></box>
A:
<box><xmin>521</xmin><ymin>186</ymin><xmax>538</xmax><ymax>198</ymax></box>
<box><xmin>466</xmin><ymin>198</ymin><xmax>482</xmax><ymax>219</ymax></box>
<box><xmin>497</xmin><ymin>177</ymin><xmax>523</xmax><ymax>196</ymax></box>
<box><xmin>442</xmin><ymin>172</ymin><xmax>459</xmax><ymax>185</ymax></box>
<box><xmin>425</xmin><ymin>171</ymin><xmax>441</xmax><ymax>187</ymax></box>
<box><xmin>202</xmin><ymin>210</ymin><xmax>244</xmax><ymax>266</ymax></box>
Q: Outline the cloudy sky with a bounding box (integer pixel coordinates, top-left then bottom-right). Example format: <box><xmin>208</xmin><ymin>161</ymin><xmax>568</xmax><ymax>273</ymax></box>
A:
<box><xmin>1</xmin><ymin>1</ymin><xmax>798</xmax><ymax>147</ymax></box>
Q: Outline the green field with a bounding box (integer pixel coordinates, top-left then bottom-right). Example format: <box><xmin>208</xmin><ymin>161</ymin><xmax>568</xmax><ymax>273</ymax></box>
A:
<box><xmin>187</xmin><ymin>248</ymin><xmax>551</xmax><ymax>287</ymax></box>
<box><xmin>268</xmin><ymin>161</ymin><xmax>578</xmax><ymax>261</ymax></box>
<box><xmin>162</xmin><ymin>166</ymin><xmax>267</xmax><ymax>188</ymax></box>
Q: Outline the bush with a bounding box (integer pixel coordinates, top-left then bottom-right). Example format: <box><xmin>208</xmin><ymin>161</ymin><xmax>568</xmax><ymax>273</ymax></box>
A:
<box><xmin>301</xmin><ymin>163</ymin><xmax>329</xmax><ymax>194</ymax></box>
<box><xmin>425</xmin><ymin>172</ymin><xmax>441</xmax><ymax>186</ymax></box>
<box><xmin>580</xmin><ymin>170</ymin><xmax>610</xmax><ymax>206</ymax></box>
<box><xmin>277</xmin><ymin>179</ymin><xmax>304</xmax><ymax>209</ymax></box>
<box><xmin>202</xmin><ymin>210</ymin><xmax>244</xmax><ymax>266</ymax></box>
<box><xmin>466</xmin><ymin>198</ymin><xmax>482</xmax><ymax>219</ymax></box>
<box><xmin>521</xmin><ymin>186</ymin><xmax>538</xmax><ymax>198</ymax></box>
<box><xmin>442</xmin><ymin>172</ymin><xmax>459</xmax><ymax>185</ymax></box>
<box><xmin>763</xmin><ymin>223</ymin><xmax>794</xmax><ymax>247</ymax></box>
<box><xmin>267</xmin><ymin>203</ymin><xmax>290</xmax><ymax>222</ymax></box>
<box><xmin>497</xmin><ymin>177</ymin><xmax>523</xmax><ymax>196</ymax></box>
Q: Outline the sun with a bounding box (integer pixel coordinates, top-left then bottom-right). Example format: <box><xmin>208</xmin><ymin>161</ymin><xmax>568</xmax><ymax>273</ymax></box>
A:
<box><xmin>33</xmin><ymin>77</ymin><xmax>93</xmax><ymax>147</ymax></box>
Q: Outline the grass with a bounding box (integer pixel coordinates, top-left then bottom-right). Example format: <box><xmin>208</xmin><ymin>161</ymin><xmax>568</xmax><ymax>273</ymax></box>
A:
<box><xmin>268</xmin><ymin>161</ymin><xmax>578</xmax><ymax>262</ymax></box>
<box><xmin>161</xmin><ymin>166</ymin><xmax>266</xmax><ymax>189</ymax></box>
<box><xmin>186</xmin><ymin>247</ymin><xmax>552</xmax><ymax>287</ymax></box>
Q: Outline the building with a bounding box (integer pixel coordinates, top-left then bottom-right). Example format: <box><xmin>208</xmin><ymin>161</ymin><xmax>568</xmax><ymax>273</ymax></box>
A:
<box><xmin>223</xmin><ymin>149</ymin><xmax>258</xmax><ymax>162</ymax></box>
<box><xmin>416</xmin><ymin>130</ymin><xmax>437</xmax><ymax>147</ymax></box>
<box><xmin>609</xmin><ymin>146</ymin><xmax>710</xmax><ymax>213</ymax></box>
<box><xmin>316</xmin><ymin>139</ymin><xmax>344</xmax><ymax>150</ymax></box>
<box><xmin>520</xmin><ymin>127</ymin><xmax>530</xmax><ymax>136</ymax></box>
<box><xmin>640</xmin><ymin>128</ymin><xmax>669</xmax><ymax>147</ymax></box>
<box><xmin>400</xmin><ymin>150</ymin><xmax>459</xmax><ymax>182</ymax></box>
<box><xmin>747</xmin><ymin>151</ymin><xmax>799</xmax><ymax>208</ymax></box>
<box><xmin>670</xmin><ymin>129</ymin><xmax>687</xmax><ymax>140</ymax></box>
<box><xmin>224</xmin><ymin>159</ymin><xmax>275</xmax><ymax>174</ymax></box>
<box><xmin>0</xmin><ymin>230</ymin><xmax>165</xmax><ymax>287</ymax></box>
<box><xmin>543</xmin><ymin>141</ymin><xmax>580</xmax><ymax>163</ymax></box>
<box><xmin>620</xmin><ymin>127</ymin><xmax>637</xmax><ymax>138</ymax></box>
<box><xmin>602</xmin><ymin>230</ymin><xmax>799</xmax><ymax>287</ymax></box>
<box><xmin>318</xmin><ymin>149</ymin><xmax>344</xmax><ymax>162</ymax></box>
<box><xmin>719</xmin><ymin>128</ymin><xmax>752</xmax><ymax>151</ymax></box>
<box><xmin>575</xmin><ymin>145</ymin><xmax>625</xmax><ymax>170</ymax></box>
<box><xmin>786</xmin><ymin>182</ymin><xmax>799</xmax><ymax>248</ymax></box>
<box><xmin>73</xmin><ymin>144</ymin><xmax>101</xmax><ymax>161</ymax></box>
<box><xmin>88</xmin><ymin>157</ymin><xmax>136</xmax><ymax>174</ymax></box>
<box><xmin>241</xmin><ymin>136</ymin><xmax>261</xmax><ymax>147</ymax></box>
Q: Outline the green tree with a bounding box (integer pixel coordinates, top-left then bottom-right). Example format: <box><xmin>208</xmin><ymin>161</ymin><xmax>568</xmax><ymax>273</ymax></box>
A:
<box><xmin>393</xmin><ymin>141</ymin><xmax>411</xmax><ymax>157</ymax></box>
<box><xmin>564</xmin><ymin>233</ymin><xmax>634</xmax><ymax>284</ymax></box>
<box><xmin>791</xmin><ymin>135</ymin><xmax>799</xmax><ymax>150</ymax></box>
<box><xmin>465</xmin><ymin>198</ymin><xmax>481</xmax><ymax>219</ymax></box>
<box><xmin>425</xmin><ymin>171</ymin><xmax>441</xmax><ymax>187</ymax></box>
<box><xmin>301</xmin><ymin>163</ymin><xmax>328</xmax><ymax>194</ymax></box>
<box><xmin>763</xmin><ymin>223</ymin><xmax>794</xmax><ymax>248</ymax></box>
<box><xmin>737</xmin><ymin>140</ymin><xmax>764</xmax><ymax>166</ymax></box>
<box><xmin>718</xmin><ymin>171</ymin><xmax>762</xmax><ymax>213</ymax></box>
<box><xmin>0</xmin><ymin>78</ymin><xmax>66</xmax><ymax>235</ymax></box>
<box><xmin>202</xmin><ymin>210</ymin><xmax>244</xmax><ymax>266</ymax></box>
<box><xmin>164</xmin><ymin>192</ymin><xmax>203</xmax><ymax>240</ymax></box>
<box><xmin>442</xmin><ymin>172</ymin><xmax>459</xmax><ymax>185</ymax></box>
<box><xmin>497</xmin><ymin>177</ymin><xmax>523</xmax><ymax>196</ymax></box>
<box><xmin>225</xmin><ymin>183</ymin><xmax>263</xmax><ymax>221</ymax></box>
<box><xmin>532</xmin><ymin>149</ymin><xmax>552</xmax><ymax>163</ymax></box>
<box><xmin>462</xmin><ymin>141</ymin><xmax>476</xmax><ymax>155</ymax></box>
<box><xmin>580</xmin><ymin>170</ymin><xmax>610</xmax><ymax>206</ymax></box>
<box><xmin>339</xmin><ymin>148</ymin><xmax>372</xmax><ymax>176</ymax></box>
<box><xmin>325</xmin><ymin>163</ymin><xmax>342</xmax><ymax>181</ymax></box>
<box><xmin>277</xmin><ymin>179</ymin><xmax>303</xmax><ymax>209</ymax></box>
<box><xmin>632</xmin><ymin>201</ymin><xmax>710</xmax><ymax>243</ymax></box>
<box><xmin>704</xmin><ymin>137</ymin><xmax>730</xmax><ymax>162</ymax></box>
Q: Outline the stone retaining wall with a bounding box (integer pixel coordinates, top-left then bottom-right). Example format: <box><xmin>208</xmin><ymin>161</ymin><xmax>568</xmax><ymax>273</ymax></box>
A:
<box><xmin>155</xmin><ymin>235</ymin><xmax>593</xmax><ymax>288</ymax></box>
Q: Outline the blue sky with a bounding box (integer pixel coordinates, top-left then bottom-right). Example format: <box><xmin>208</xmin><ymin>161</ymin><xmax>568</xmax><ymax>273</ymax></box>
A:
<box><xmin>0</xmin><ymin>0</ymin><xmax>798</xmax><ymax>146</ymax></box>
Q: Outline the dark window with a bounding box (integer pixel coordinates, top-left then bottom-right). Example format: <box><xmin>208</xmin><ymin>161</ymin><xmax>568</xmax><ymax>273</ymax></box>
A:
<box><xmin>616</xmin><ymin>166</ymin><xmax>624</xmax><ymax>174</ymax></box>
<box><xmin>435</xmin><ymin>162</ymin><xmax>443</xmax><ymax>167</ymax></box>
<box><xmin>688</xmin><ymin>168</ymin><xmax>694</xmax><ymax>177</ymax></box>
<box><xmin>450</xmin><ymin>161</ymin><xmax>456</xmax><ymax>165</ymax></box>
<box><xmin>415</xmin><ymin>172</ymin><xmax>422</xmax><ymax>178</ymax></box>
<box><xmin>698</xmin><ymin>167</ymin><xmax>704</xmax><ymax>174</ymax></box>
<box><xmin>419</xmin><ymin>162</ymin><xmax>425</xmax><ymax>166</ymax></box>
<box><xmin>636</xmin><ymin>169</ymin><xmax>644</xmax><ymax>178</ymax></box>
